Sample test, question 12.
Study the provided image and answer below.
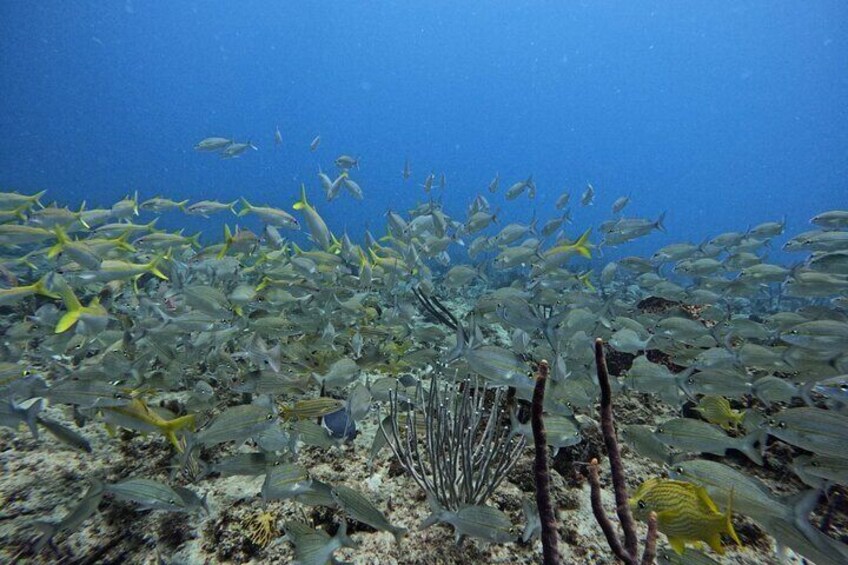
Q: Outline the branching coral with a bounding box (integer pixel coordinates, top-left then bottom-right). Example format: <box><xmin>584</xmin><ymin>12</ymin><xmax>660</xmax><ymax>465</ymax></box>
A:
<box><xmin>587</xmin><ymin>337</ymin><xmax>658</xmax><ymax>565</ymax></box>
<box><xmin>382</xmin><ymin>371</ymin><xmax>525</xmax><ymax>510</ymax></box>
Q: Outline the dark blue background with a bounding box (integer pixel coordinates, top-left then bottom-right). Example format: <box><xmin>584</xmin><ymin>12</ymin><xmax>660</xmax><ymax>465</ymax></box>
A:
<box><xmin>1</xmin><ymin>2</ymin><xmax>846</xmax><ymax>257</ymax></box>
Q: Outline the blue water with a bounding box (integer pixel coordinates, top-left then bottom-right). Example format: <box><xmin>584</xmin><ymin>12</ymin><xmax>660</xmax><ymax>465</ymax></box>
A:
<box><xmin>1</xmin><ymin>2</ymin><xmax>846</xmax><ymax>257</ymax></box>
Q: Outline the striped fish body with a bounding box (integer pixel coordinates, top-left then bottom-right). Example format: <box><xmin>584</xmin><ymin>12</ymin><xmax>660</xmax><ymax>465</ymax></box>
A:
<box><xmin>629</xmin><ymin>478</ymin><xmax>740</xmax><ymax>555</ymax></box>
<box><xmin>695</xmin><ymin>395</ymin><xmax>744</xmax><ymax>431</ymax></box>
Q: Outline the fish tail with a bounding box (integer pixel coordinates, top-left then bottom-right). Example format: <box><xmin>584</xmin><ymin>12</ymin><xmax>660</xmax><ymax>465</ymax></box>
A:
<box><xmin>255</xmin><ymin>276</ymin><xmax>271</xmax><ymax>292</ymax></box>
<box><xmin>238</xmin><ymin>197</ymin><xmax>252</xmax><ymax>216</ymax></box>
<box><xmin>390</xmin><ymin>525</ymin><xmax>408</xmax><ymax>545</ymax></box>
<box><xmin>578</xmin><ymin>272</ymin><xmax>596</xmax><ymax>292</ymax></box>
<box><xmin>24</xmin><ymin>398</ymin><xmax>43</xmax><ymax>438</ymax></box>
<box><xmin>419</xmin><ymin>495</ymin><xmax>445</xmax><ymax>530</ymax></box>
<box><xmin>445</xmin><ymin>323</ymin><xmax>468</xmax><ymax>362</ymax></box>
<box><xmin>655</xmin><ymin>211</ymin><xmax>667</xmax><ymax>232</ymax></box>
<box><xmin>160</xmin><ymin>413</ymin><xmax>196</xmax><ymax>451</ymax></box>
<box><xmin>32</xmin><ymin>275</ymin><xmax>60</xmax><ymax>299</ymax></box>
<box><xmin>217</xmin><ymin>225</ymin><xmax>233</xmax><ymax>259</ymax></box>
<box><xmin>328</xmin><ymin>233</ymin><xmax>342</xmax><ymax>254</ymax></box>
<box><xmin>573</xmin><ymin>227</ymin><xmax>593</xmax><ymax>258</ymax></box>
<box><xmin>292</xmin><ymin>184</ymin><xmax>309</xmax><ymax>211</ymax></box>
<box><xmin>333</xmin><ymin>520</ymin><xmax>358</xmax><ymax>549</ymax></box>
<box><xmin>31</xmin><ymin>520</ymin><xmax>58</xmax><ymax>553</ymax></box>
<box><xmin>11</xmin><ymin>204</ymin><xmax>28</xmax><ymax>221</ymax></box>
<box><xmin>146</xmin><ymin>253</ymin><xmax>169</xmax><ymax>280</ymax></box>
<box><xmin>227</xmin><ymin>200</ymin><xmax>238</xmax><ymax>214</ymax></box>
<box><xmin>358</xmin><ymin>248</ymin><xmax>370</xmax><ymax>269</ymax></box>
<box><xmin>113</xmin><ymin>230</ymin><xmax>137</xmax><ymax>252</ymax></box>
<box><xmin>177</xmin><ymin>199</ymin><xmax>189</xmax><ymax>211</ymax></box>
<box><xmin>55</xmin><ymin>287</ymin><xmax>83</xmax><ymax>333</ymax></box>
<box><xmin>739</xmin><ymin>431</ymin><xmax>764</xmax><ymax>465</ymax></box>
<box><xmin>31</xmin><ymin>189</ymin><xmax>47</xmax><ymax>208</ymax></box>
<box><xmin>47</xmin><ymin>226</ymin><xmax>70</xmax><ymax>258</ymax></box>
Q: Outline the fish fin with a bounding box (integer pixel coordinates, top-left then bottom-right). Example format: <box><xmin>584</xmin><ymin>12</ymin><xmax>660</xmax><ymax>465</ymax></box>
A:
<box><xmin>706</xmin><ymin>532</ymin><xmax>725</xmax><ymax>554</ymax></box>
<box><xmin>668</xmin><ymin>536</ymin><xmax>687</xmax><ymax>555</ymax></box>
<box><xmin>725</xmin><ymin>487</ymin><xmax>742</xmax><ymax>548</ymax></box>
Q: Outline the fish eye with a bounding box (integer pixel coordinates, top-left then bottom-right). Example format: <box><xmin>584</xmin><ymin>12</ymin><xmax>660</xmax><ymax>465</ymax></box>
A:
<box><xmin>656</xmin><ymin>426</ymin><xmax>664</xmax><ymax>433</ymax></box>
<box><xmin>675</xmin><ymin>466</ymin><xmax>683</xmax><ymax>473</ymax></box>
<box><xmin>266</xmin><ymin>414</ymin><xmax>274</xmax><ymax>420</ymax></box>
<box><xmin>637</xmin><ymin>500</ymin><xmax>646</xmax><ymax>509</ymax></box>
<box><xmin>778</xmin><ymin>421</ymin><xmax>786</xmax><ymax>429</ymax></box>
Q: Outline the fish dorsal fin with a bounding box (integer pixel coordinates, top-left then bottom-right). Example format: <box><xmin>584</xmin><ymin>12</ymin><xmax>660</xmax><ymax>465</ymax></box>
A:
<box><xmin>694</xmin><ymin>483</ymin><xmax>720</xmax><ymax>514</ymax></box>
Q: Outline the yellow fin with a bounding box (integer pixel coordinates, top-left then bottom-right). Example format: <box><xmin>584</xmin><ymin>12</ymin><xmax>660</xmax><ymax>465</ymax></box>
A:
<box><xmin>668</xmin><ymin>536</ymin><xmax>686</xmax><ymax>555</ymax></box>
<box><xmin>725</xmin><ymin>488</ymin><xmax>742</xmax><ymax>547</ymax></box>
<box><xmin>706</xmin><ymin>532</ymin><xmax>725</xmax><ymax>554</ymax></box>
<box><xmin>292</xmin><ymin>184</ymin><xmax>309</xmax><ymax>211</ymax></box>
<box><xmin>55</xmin><ymin>310</ymin><xmax>80</xmax><ymax>333</ymax></box>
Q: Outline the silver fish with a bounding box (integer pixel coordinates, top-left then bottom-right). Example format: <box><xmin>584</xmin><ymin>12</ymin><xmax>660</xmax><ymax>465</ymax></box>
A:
<box><xmin>421</xmin><ymin>499</ymin><xmax>516</xmax><ymax>544</ymax></box>
<box><xmin>283</xmin><ymin>520</ymin><xmax>357</xmax><ymax>565</ymax></box>
<box><xmin>331</xmin><ymin>484</ymin><xmax>406</xmax><ymax>543</ymax></box>
<box><xmin>261</xmin><ymin>462</ymin><xmax>312</xmax><ymax>502</ymax></box>
<box><xmin>654</xmin><ymin>417</ymin><xmax>763</xmax><ymax>464</ymax></box>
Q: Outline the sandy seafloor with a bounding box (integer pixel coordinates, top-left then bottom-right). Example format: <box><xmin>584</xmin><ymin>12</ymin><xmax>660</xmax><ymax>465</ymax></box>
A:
<box><xmin>0</xmin><ymin>370</ymin><xmax>828</xmax><ymax>565</ymax></box>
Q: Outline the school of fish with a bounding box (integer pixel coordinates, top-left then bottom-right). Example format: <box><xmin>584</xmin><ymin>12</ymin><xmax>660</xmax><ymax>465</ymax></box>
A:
<box><xmin>0</xmin><ymin>137</ymin><xmax>847</xmax><ymax>563</ymax></box>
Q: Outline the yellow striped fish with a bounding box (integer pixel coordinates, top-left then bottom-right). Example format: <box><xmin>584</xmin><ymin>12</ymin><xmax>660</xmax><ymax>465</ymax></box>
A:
<box><xmin>280</xmin><ymin>397</ymin><xmax>344</xmax><ymax>421</ymax></box>
<box><xmin>629</xmin><ymin>477</ymin><xmax>741</xmax><ymax>555</ymax></box>
<box><xmin>695</xmin><ymin>395</ymin><xmax>745</xmax><ymax>431</ymax></box>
